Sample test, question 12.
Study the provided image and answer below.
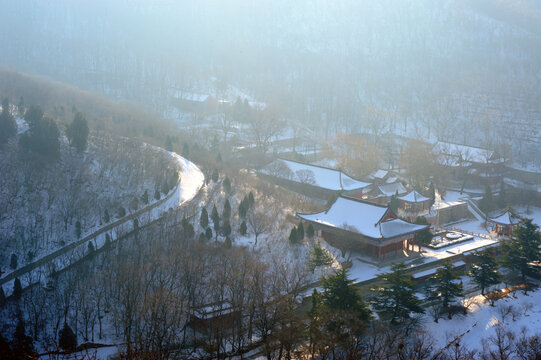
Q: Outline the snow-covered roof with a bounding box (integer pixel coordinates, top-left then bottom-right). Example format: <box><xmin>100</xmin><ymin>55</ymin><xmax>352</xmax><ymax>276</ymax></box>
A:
<box><xmin>434</xmin><ymin>141</ymin><xmax>500</xmax><ymax>164</ymax></box>
<box><xmin>298</xmin><ymin>197</ymin><xmax>428</xmax><ymax>239</ymax></box>
<box><xmin>248</xmin><ymin>101</ymin><xmax>267</xmax><ymax>110</ymax></box>
<box><xmin>370</xmin><ymin>169</ymin><xmax>389</xmax><ymax>180</ymax></box>
<box><xmin>377</xmin><ymin>182</ymin><xmax>407</xmax><ymax>197</ymax></box>
<box><xmin>259</xmin><ymin>159</ymin><xmax>371</xmax><ymax>191</ymax></box>
<box><xmin>173</xmin><ymin>91</ymin><xmax>213</xmax><ymax>102</ymax></box>
<box><xmin>398</xmin><ymin>190</ymin><xmax>431</xmax><ymax>203</ymax></box>
<box><xmin>490</xmin><ymin>211</ymin><xmax>520</xmax><ymax>226</ymax></box>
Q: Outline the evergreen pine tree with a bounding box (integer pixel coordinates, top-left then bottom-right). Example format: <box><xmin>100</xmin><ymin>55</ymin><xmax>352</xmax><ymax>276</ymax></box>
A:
<box><xmin>306</xmin><ymin>223</ymin><xmax>315</xmax><ymax>238</ymax></box>
<box><xmin>413</xmin><ymin>217</ymin><xmax>432</xmax><ymax>246</ymax></box>
<box><xmin>211</xmin><ymin>168</ymin><xmax>219</xmax><ymax>182</ymax></box>
<box><xmin>222</xmin><ymin>199</ymin><xmax>231</xmax><ymax>220</ymax></box>
<box><xmin>428</xmin><ymin>263</ymin><xmax>463</xmax><ymax>318</ymax></box>
<box><xmin>154</xmin><ymin>188</ymin><xmax>161</xmax><ymax>200</ymax></box>
<box><xmin>59</xmin><ymin>322</ymin><xmax>77</xmax><ymax>351</ymax></box>
<box><xmin>480</xmin><ymin>184</ymin><xmax>493</xmax><ymax>213</ymax></box>
<box><xmin>75</xmin><ymin>221</ymin><xmax>82</xmax><ymax>239</ymax></box>
<box><xmin>428</xmin><ymin>182</ymin><xmax>435</xmax><ymax>207</ymax></box>
<box><xmin>372</xmin><ymin>262</ymin><xmax>424</xmax><ymax>324</ymax></box>
<box><xmin>498</xmin><ymin>180</ymin><xmax>507</xmax><ymax>208</ymax></box>
<box><xmin>240</xmin><ymin>220</ymin><xmax>247</xmax><ymax>236</ymax></box>
<box><xmin>198</xmin><ymin>232</ymin><xmax>206</xmax><ymax>243</ymax></box>
<box><xmin>142</xmin><ymin>190</ymin><xmax>149</xmax><ymax>205</ymax></box>
<box><xmin>224</xmin><ymin>236</ymin><xmax>232</xmax><ymax>249</ymax></box>
<box><xmin>87</xmin><ymin>241</ymin><xmax>95</xmax><ymax>254</ymax></box>
<box><xmin>0</xmin><ymin>98</ymin><xmax>17</xmax><ymax>145</ymax></box>
<box><xmin>10</xmin><ymin>254</ymin><xmax>17</xmax><ymax>270</ymax></box>
<box><xmin>221</xmin><ymin>220</ymin><xmax>231</xmax><ymax>237</ymax></box>
<box><xmin>500</xmin><ymin>218</ymin><xmax>541</xmax><ymax>281</ymax></box>
<box><xmin>389</xmin><ymin>192</ymin><xmax>400</xmax><ymax>213</ymax></box>
<box><xmin>211</xmin><ymin>204</ymin><xmax>220</xmax><ymax>236</ymax></box>
<box><xmin>238</xmin><ymin>197</ymin><xmax>248</xmax><ymax>218</ymax></box>
<box><xmin>297</xmin><ymin>223</ymin><xmax>305</xmax><ymax>240</ymax></box>
<box><xmin>289</xmin><ymin>227</ymin><xmax>298</xmax><ymax>244</ymax></box>
<box><xmin>13</xmin><ymin>278</ymin><xmax>22</xmax><ymax>300</ymax></box>
<box><xmin>0</xmin><ymin>331</ymin><xmax>13</xmax><ymax>359</ymax></box>
<box><xmin>165</xmin><ymin>136</ymin><xmax>173</xmax><ymax>151</ymax></box>
<box><xmin>66</xmin><ymin>112</ymin><xmax>89</xmax><ymax>152</ymax></box>
<box><xmin>0</xmin><ymin>286</ymin><xmax>6</xmax><ymax>308</ymax></box>
<box><xmin>321</xmin><ymin>268</ymin><xmax>370</xmax><ymax>317</ymax></box>
<box><xmin>205</xmin><ymin>227</ymin><xmax>213</xmax><ymax>241</ymax></box>
<box><xmin>182</xmin><ymin>142</ymin><xmax>190</xmax><ymax>157</ymax></box>
<box><xmin>200</xmin><ymin>208</ymin><xmax>209</xmax><ymax>229</ymax></box>
<box><xmin>12</xmin><ymin>317</ymin><xmax>34</xmax><ymax>358</ymax></box>
<box><xmin>104</xmin><ymin>209</ymin><xmax>110</xmax><ymax>223</ymax></box>
<box><xmin>470</xmin><ymin>249</ymin><xmax>500</xmax><ymax>296</ymax></box>
<box><xmin>248</xmin><ymin>191</ymin><xmax>255</xmax><ymax>207</ymax></box>
<box><xmin>223</xmin><ymin>177</ymin><xmax>231</xmax><ymax>193</ymax></box>
<box><xmin>308</xmin><ymin>242</ymin><xmax>333</xmax><ymax>271</ymax></box>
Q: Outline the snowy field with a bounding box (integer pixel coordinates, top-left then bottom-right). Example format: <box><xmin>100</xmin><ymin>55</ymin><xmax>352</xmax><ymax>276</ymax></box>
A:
<box><xmin>424</xmin><ymin>284</ymin><xmax>541</xmax><ymax>352</ymax></box>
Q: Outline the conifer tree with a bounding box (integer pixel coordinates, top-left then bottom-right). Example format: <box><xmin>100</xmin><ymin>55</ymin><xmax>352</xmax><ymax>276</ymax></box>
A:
<box><xmin>248</xmin><ymin>191</ymin><xmax>255</xmax><ymax>207</ymax></box>
<box><xmin>205</xmin><ymin>227</ymin><xmax>213</xmax><ymax>241</ymax></box>
<box><xmin>182</xmin><ymin>142</ymin><xmax>189</xmax><ymax>157</ymax></box>
<box><xmin>75</xmin><ymin>221</ymin><xmax>82</xmax><ymax>239</ymax></box>
<box><xmin>211</xmin><ymin>204</ymin><xmax>220</xmax><ymax>235</ymax></box>
<box><xmin>321</xmin><ymin>268</ymin><xmax>370</xmax><ymax>316</ymax></box>
<box><xmin>238</xmin><ymin>197</ymin><xmax>248</xmax><ymax>218</ymax></box>
<box><xmin>198</xmin><ymin>232</ymin><xmax>206</xmax><ymax>243</ymax></box>
<box><xmin>13</xmin><ymin>278</ymin><xmax>22</xmax><ymax>300</ymax></box>
<box><xmin>240</xmin><ymin>220</ymin><xmax>247</xmax><ymax>236</ymax></box>
<box><xmin>221</xmin><ymin>220</ymin><xmax>231</xmax><ymax>237</ymax></box>
<box><xmin>223</xmin><ymin>177</ymin><xmax>231</xmax><ymax>193</ymax></box>
<box><xmin>288</xmin><ymin>227</ymin><xmax>298</xmax><ymax>244</ymax></box>
<box><xmin>308</xmin><ymin>242</ymin><xmax>333</xmax><ymax>271</ymax></box>
<box><xmin>104</xmin><ymin>209</ymin><xmax>110</xmax><ymax>223</ymax></box>
<box><xmin>372</xmin><ymin>262</ymin><xmax>424</xmax><ymax>324</ymax></box>
<box><xmin>154</xmin><ymin>188</ymin><xmax>161</xmax><ymax>200</ymax></box>
<box><xmin>500</xmin><ymin>218</ymin><xmax>541</xmax><ymax>281</ymax></box>
<box><xmin>212</xmin><ymin>168</ymin><xmax>219</xmax><ymax>182</ymax></box>
<box><xmin>0</xmin><ymin>286</ymin><xmax>6</xmax><ymax>308</ymax></box>
<box><xmin>12</xmin><ymin>317</ymin><xmax>34</xmax><ymax>358</ymax></box>
<box><xmin>0</xmin><ymin>98</ymin><xmax>17</xmax><ymax>145</ymax></box>
<box><xmin>222</xmin><ymin>199</ymin><xmax>231</xmax><ymax>220</ymax></box>
<box><xmin>200</xmin><ymin>207</ymin><xmax>209</xmax><ymax>229</ymax></box>
<box><xmin>470</xmin><ymin>249</ymin><xmax>500</xmax><ymax>296</ymax></box>
<box><xmin>165</xmin><ymin>136</ymin><xmax>173</xmax><ymax>152</ymax></box>
<box><xmin>142</xmin><ymin>190</ymin><xmax>149</xmax><ymax>205</ymax></box>
<box><xmin>427</xmin><ymin>263</ymin><xmax>463</xmax><ymax>318</ymax></box>
<box><xmin>66</xmin><ymin>112</ymin><xmax>89</xmax><ymax>152</ymax></box>
<box><xmin>224</xmin><ymin>236</ymin><xmax>232</xmax><ymax>249</ymax></box>
<box><xmin>10</xmin><ymin>254</ymin><xmax>17</xmax><ymax>270</ymax></box>
<box><xmin>306</xmin><ymin>223</ymin><xmax>315</xmax><ymax>238</ymax></box>
<box><xmin>59</xmin><ymin>322</ymin><xmax>77</xmax><ymax>351</ymax></box>
<box><xmin>297</xmin><ymin>223</ymin><xmax>304</xmax><ymax>240</ymax></box>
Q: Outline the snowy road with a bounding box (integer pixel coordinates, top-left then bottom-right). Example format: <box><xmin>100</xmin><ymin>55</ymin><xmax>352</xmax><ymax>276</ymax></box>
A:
<box><xmin>0</xmin><ymin>151</ymin><xmax>204</xmax><ymax>289</ymax></box>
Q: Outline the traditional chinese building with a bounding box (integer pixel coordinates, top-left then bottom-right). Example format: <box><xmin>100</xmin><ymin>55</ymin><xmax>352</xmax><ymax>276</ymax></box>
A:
<box><xmin>489</xmin><ymin>210</ymin><xmax>520</xmax><ymax>236</ymax></box>
<box><xmin>297</xmin><ymin>196</ymin><xmax>428</xmax><ymax>261</ymax></box>
<box><xmin>258</xmin><ymin>158</ymin><xmax>371</xmax><ymax>200</ymax></box>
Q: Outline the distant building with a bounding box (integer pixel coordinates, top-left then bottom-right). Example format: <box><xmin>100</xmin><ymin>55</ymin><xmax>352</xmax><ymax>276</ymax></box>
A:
<box><xmin>172</xmin><ymin>91</ymin><xmax>216</xmax><ymax>113</ymax></box>
<box><xmin>297</xmin><ymin>196</ymin><xmax>428</xmax><ymax>261</ymax></box>
<box><xmin>489</xmin><ymin>210</ymin><xmax>520</xmax><ymax>236</ymax></box>
<box><xmin>258</xmin><ymin>158</ymin><xmax>371</xmax><ymax>200</ymax></box>
<box><xmin>434</xmin><ymin>141</ymin><xmax>504</xmax><ymax>185</ymax></box>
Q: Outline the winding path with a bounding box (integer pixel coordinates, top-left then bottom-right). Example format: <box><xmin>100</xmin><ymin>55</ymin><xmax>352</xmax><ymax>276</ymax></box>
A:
<box><xmin>0</xmin><ymin>151</ymin><xmax>204</xmax><ymax>288</ymax></box>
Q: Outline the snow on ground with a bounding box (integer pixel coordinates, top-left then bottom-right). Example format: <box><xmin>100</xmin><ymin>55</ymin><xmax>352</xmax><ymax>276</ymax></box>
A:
<box><xmin>1</xmin><ymin>152</ymin><xmax>204</xmax><ymax>292</ymax></box>
<box><xmin>424</xmin><ymin>285</ymin><xmax>541</xmax><ymax>352</ymax></box>
<box><xmin>514</xmin><ymin>205</ymin><xmax>541</xmax><ymax>227</ymax></box>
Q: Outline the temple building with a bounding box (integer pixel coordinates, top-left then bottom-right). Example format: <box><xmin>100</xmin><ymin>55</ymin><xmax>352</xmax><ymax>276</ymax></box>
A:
<box><xmin>297</xmin><ymin>196</ymin><xmax>429</xmax><ymax>261</ymax></box>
